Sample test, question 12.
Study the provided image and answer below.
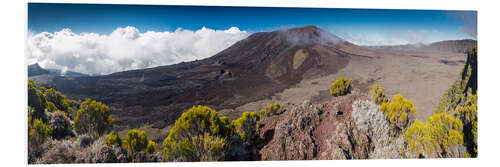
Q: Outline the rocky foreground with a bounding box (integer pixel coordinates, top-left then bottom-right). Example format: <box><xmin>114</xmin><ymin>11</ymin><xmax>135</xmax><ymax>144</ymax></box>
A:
<box><xmin>252</xmin><ymin>92</ymin><xmax>407</xmax><ymax>160</ymax></box>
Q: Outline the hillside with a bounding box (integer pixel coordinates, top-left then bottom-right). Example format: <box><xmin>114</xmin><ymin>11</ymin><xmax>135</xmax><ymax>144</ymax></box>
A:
<box><xmin>28</xmin><ymin>63</ymin><xmax>50</xmax><ymax>77</ymax></box>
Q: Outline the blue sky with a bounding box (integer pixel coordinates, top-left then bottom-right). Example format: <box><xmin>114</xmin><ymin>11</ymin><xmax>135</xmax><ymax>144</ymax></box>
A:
<box><xmin>28</xmin><ymin>3</ymin><xmax>476</xmax><ymax>45</ymax></box>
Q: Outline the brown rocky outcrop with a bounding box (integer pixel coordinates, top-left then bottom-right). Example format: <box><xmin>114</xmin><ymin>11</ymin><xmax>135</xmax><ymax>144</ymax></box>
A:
<box><xmin>257</xmin><ymin>93</ymin><xmax>377</xmax><ymax>160</ymax></box>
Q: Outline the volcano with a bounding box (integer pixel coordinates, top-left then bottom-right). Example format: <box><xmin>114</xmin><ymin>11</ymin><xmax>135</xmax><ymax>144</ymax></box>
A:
<box><xmin>29</xmin><ymin>26</ymin><xmax>471</xmax><ymax>137</ymax></box>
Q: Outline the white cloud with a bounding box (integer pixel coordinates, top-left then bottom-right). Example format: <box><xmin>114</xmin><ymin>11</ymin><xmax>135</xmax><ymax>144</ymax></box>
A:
<box><xmin>26</xmin><ymin>26</ymin><xmax>249</xmax><ymax>75</ymax></box>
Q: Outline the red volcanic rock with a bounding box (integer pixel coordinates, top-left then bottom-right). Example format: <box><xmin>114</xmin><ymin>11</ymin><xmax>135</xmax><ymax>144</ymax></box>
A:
<box><xmin>257</xmin><ymin>94</ymin><xmax>374</xmax><ymax>160</ymax></box>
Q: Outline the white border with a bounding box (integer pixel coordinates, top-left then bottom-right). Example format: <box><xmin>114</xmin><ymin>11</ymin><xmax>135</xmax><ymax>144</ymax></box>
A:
<box><xmin>1</xmin><ymin>0</ymin><xmax>499</xmax><ymax>167</ymax></box>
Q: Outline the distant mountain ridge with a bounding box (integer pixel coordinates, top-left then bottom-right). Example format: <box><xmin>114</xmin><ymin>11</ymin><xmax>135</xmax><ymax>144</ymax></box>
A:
<box><xmin>367</xmin><ymin>39</ymin><xmax>477</xmax><ymax>53</ymax></box>
<box><xmin>28</xmin><ymin>63</ymin><xmax>89</xmax><ymax>77</ymax></box>
<box><xmin>28</xmin><ymin>63</ymin><xmax>50</xmax><ymax>77</ymax></box>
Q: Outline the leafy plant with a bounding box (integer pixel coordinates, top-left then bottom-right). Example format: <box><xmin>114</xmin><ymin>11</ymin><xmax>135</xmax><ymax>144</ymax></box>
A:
<box><xmin>163</xmin><ymin>133</ymin><xmax>228</xmax><ymax>162</ymax></box>
<box><xmin>29</xmin><ymin>118</ymin><xmax>53</xmax><ymax>146</ymax></box>
<box><xmin>456</xmin><ymin>93</ymin><xmax>477</xmax><ymax>156</ymax></box>
<box><xmin>380</xmin><ymin>94</ymin><xmax>417</xmax><ymax>131</ymax></box>
<box><xmin>258</xmin><ymin>103</ymin><xmax>280</xmax><ymax>117</ymax></box>
<box><xmin>329</xmin><ymin>77</ymin><xmax>352</xmax><ymax>96</ymax></box>
<box><xmin>73</xmin><ymin>98</ymin><xmax>114</xmax><ymax>136</ymax></box>
<box><xmin>232</xmin><ymin>112</ymin><xmax>260</xmax><ymax>141</ymax></box>
<box><xmin>369</xmin><ymin>84</ymin><xmax>389</xmax><ymax>105</ymax></box>
<box><xmin>28</xmin><ymin>80</ymin><xmax>49</xmax><ymax>120</ymax></box>
<box><xmin>146</xmin><ymin>140</ymin><xmax>157</xmax><ymax>154</ymax></box>
<box><xmin>163</xmin><ymin>105</ymin><xmax>231</xmax><ymax>161</ymax></box>
<box><xmin>106</xmin><ymin>132</ymin><xmax>122</xmax><ymax>147</ymax></box>
<box><xmin>123</xmin><ymin>129</ymin><xmax>148</xmax><ymax>155</ymax></box>
<box><xmin>404</xmin><ymin>112</ymin><xmax>464</xmax><ymax>158</ymax></box>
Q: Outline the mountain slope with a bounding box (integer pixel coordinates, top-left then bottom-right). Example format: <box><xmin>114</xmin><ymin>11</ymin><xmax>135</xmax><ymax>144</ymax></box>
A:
<box><xmin>28</xmin><ymin>63</ymin><xmax>50</xmax><ymax>77</ymax></box>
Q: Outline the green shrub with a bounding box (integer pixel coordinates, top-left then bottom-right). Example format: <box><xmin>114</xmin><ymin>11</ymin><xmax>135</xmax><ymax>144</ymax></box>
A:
<box><xmin>166</xmin><ymin>105</ymin><xmax>230</xmax><ymax>142</ymax></box>
<box><xmin>426</xmin><ymin>112</ymin><xmax>464</xmax><ymax>156</ymax></box>
<box><xmin>369</xmin><ymin>84</ymin><xmax>389</xmax><ymax>105</ymax></box>
<box><xmin>28</xmin><ymin>80</ymin><xmax>49</xmax><ymax>120</ymax></box>
<box><xmin>404</xmin><ymin>120</ymin><xmax>430</xmax><ymax>155</ymax></box>
<box><xmin>162</xmin><ymin>105</ymin><xmax>230</xmax><ymax>161</ymax></box>
<box><xmin>29</xmin><ymin>118</ymin><xmax>53</xmax><ymax>146</ymax></box>
<box><xmin>456</xmin><ymin>93</ymin><xmax>477</xmax><ymax>156</ymax></box>
<box><xmin>329</xmin><ymin>77</ymin><xmax>352</xmax><ymax>96</ymax></box>
<box><xmin>146</xmin><ymin>140</ymin><xmax>157</xmax><ymax>154</ymax></box>
<box><xmin>259</xmin><ymin>103</ymin><xmax>280</xmax><ymax>118</ymax></box>
<box><xmin>232</xmin><ymin>112</ymin><xmax>260</xmax><ymax>141</ymax></box>
<box><xmin>404</xmin><ymin>112</ymin><xmax>464</xmax><ymax>157</ymax></box>
<box><xmin>73</xmin><ymin>98</ymin><xmax>114</xmax><ymax>136</ymax></box>
<box><xmin>123</xmin><ymin>129</ymin><xmax>148</xmax><ymax>155</ymax></box>
<box><xmin>163</xmin><ymin>133</ymin><xmax>228</xmax><ymax>161</ymax></box>
<box><xmin>43</xmin><ymin>88</ymin><xmax>77</xmax><ymax>116</ymax></box>
<box><xmin>105</xmin><ymin>132</ymin><xmax>122</xmax><ymax>147</ymax></box>
<box><xmin>380</xmin><ymin>94</ymin><xmax>417</xmax><ymax>131</ymax></box>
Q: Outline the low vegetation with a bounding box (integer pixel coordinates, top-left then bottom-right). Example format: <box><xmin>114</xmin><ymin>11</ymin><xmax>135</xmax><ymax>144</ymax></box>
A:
<box><xmin>73</xmin><ymin>98</ymin><xmax>114</xmax><ymax>137</ymax></box>
<box><xmin>404</xmin><ymin>112</ymin><xmax>464</xmax><ymax>158</ymax></box>
<box><xmin>456</xmin><ymin>93</ymin><xmax>478</xmax><ymax>156</ymax></box>
<box><xmin>123</xmin><ymin>129</ymin><xmax>149</xmax><ymax>155</ymax></box>
<box><xmin>330</xmin><ymin>77</ymin><xmax>352</xmax><ymax>96</ymax></box>
<box><xmin>162</xmin><ymin>105</ymin><xmax>231</xmax><ymax>161</ymax></box>
<box><xmin>379</xmin><ymin>94</ymin><xmax>417</xmax><ymax>132</ymax></box>
<box><xmin>27</xmin><ymin>80</ymin><xmax>122</xmax><ymax>164</ymax></box>
<box><xmin>258</xmin><ymin>103</ymin><xmax>280</xmax><ymax>118</ymax></box>
<box><xmin>146</xmin><ymin>140</ymin><xmax>157</xmax><ymax>154</ymax></box>
<box><xmin>232</xmin><ymin>112</ymin><xmax>260</xmax><ymax>141</ymax></box>
<box><xmin>163</xmin><ymin>103</ymin><xmax>280</xmax><ymax>161</ymax></box>
<box><xmin>369</xmin><ymin>84</ymin><xmax>389</xmax><ymax>105</ymax></box>
<box><xmin>106</xmin><ymin>132</ymin><xmax>122</xmax><ymax>147</ymax></box>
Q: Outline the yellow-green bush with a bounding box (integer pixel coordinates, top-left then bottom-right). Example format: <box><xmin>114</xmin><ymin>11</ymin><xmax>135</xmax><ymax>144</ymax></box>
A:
<box><xmin>167</xmin><ymin>105</ymin><xmax>230</xmax><ymax>141</ymax></box>
<box><xmin>105</xmin><ymin>132</ymin><xmax>122</xmax><ymax>147</ymax></box>
<box><xmin>404</xmin><ymin>112</ymin><xmax>464</xmax><ymax>157</ymax></box>
<box><xmin>73</xmin><ymin>98</ymin><xmax>114</xmax><ymax>136</ymax></box>
<box><xmin>404</xmin><ymin>120</ymin><xmax>429</xmax><ymax>155</ymax></box>
<box><xmin>369</xmin><ymin>84</ymin><xmax>389</xmax><ymax>105</ymax></box>
<box><xmin>456</xmin><ymin>93</ymin><xmax>477</xmax><ymax>156</ymax></box>
<box><xmin>330</xmin><ymin>77</ymin><xmax>352</xmax><ymax>96</ymax></box>
<box><xmin>232</xmin><ymin>112</ymin><xmax>260</xmax><ymax>141</ymax></box>
<box><xmin>123</xmin><ymin>129</ymin><xmax>149</xmax><ymax>154</ymax></box>
<box><xmin>43</xmin><ymin>88</ymin><xmax>78</xmax><ymax>117</ymax></box>
<box><xmin>29</xmin><ymin>118</ymin><xmax>53</xmax><ymax>146</ymax></box>
<box><xmin>146</xmin><ymin>140</ymin><xmax>157</xmax><ymax>154</ymax></box>
<box><xmin>380</xmin><ymin>94</ymin><xmax>417</xmax><ymax>130</ymax></box>
<box><xmin>259</xmin><ymin>103</ymin><xmax>280</xmax><ymax>118</ymax></box>
<box><xmin>163</xmin><ymin>105</ymin><xmax>230</xmax><ymax>161</ymax></box>
<box><xmin>28</xmin><ymin>80</ymin><xmax>49</xmax><ymax>120</ymax></box>
<box><xmin>163</xmin><ymin>132</ymin><xmax>228</xmax><ymax>161</ymax></box>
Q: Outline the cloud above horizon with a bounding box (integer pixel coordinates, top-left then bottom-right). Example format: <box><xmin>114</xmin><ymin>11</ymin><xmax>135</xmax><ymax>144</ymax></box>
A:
<box><xmin>27</xmin><ymin>26</ymin><xmax>249</xmax><ymax>75</ymax></box>
<box><xmin>331</xmin><ymin>28</ymin><xmax>467</xmax><ymax>46</ymax></box>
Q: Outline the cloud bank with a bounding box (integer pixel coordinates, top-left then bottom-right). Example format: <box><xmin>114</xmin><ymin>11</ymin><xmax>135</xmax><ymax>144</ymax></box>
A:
<box><xmin>333</xmin><ymin>28</ymin><xmax>457</xmax><ymax>46</ymax></box>
<box><xmin>27</xmin><ymin>26</ymin><xmax>249</xmax><ymax>75</ymax></box>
